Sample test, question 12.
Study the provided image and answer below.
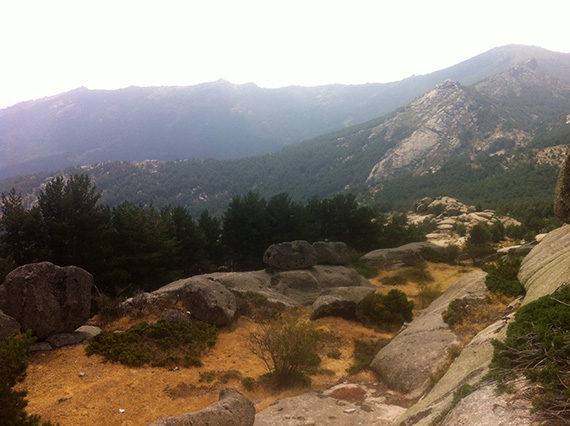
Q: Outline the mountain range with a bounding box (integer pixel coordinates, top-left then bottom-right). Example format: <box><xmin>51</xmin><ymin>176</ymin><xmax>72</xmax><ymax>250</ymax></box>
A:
<box><xmin>1</xmin><ymin>44</ymin><xmax>570</xmax><ymax>216</ymax></box>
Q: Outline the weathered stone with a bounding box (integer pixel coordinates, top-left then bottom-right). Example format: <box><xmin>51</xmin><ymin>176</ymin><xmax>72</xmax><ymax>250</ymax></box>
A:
<box><xmin>413</xmin><ymin>197</ymin><xmax>433</xmax><ymax>214</ymax></box>
<box><xmin>75</xmin><ymin>325</ymin><xmax>102</xmax><ymax>340</ymax></box>
<box><xmin>31</xmin><ymin>341</ymin><xmax>53</xmax><ymax>352</ymax></box>
<box><xmin>439</xmin><ymin>381</ymin><xmax>534</xmax><ymax>426</ymax></box>
<box><xmin>0</xmin><ymin>310</ymin><xmax>21</xmax><ymax>340</ymax></box>
<box><xmin>518</xmin><ymin>224</ymin><xmax>570</xmax><ymax>304</ymax></box>
<box><xmin>180</xmin><ymin>277</ymin><xmax>237</xmax><ymax>326</ymax></box>
<box><xmin>360</xmin><ymin>242</ymin><xmax>440</xmax><ymax>270</ymax></box>
<box><xmin>310</xmin><ymin>295</ymin><xmax>358</xmax><ymax>320</ymax></box>
<box><xmin>148</xmin><ymin>388</ymin><xmax>255</xmax><ymax>426</ymax></box>
<box><xmin>370</xmin><ymin>271</ymin><xmax>488</xmax><ymax>399</ymax></box>
<box><xmin>255</xmin><ymin>385</ymin><xmax>406</xmax><ymax>426</ymax></box>
<box><xmin>45</xmin><ymin>331</ymin><xmax>87</xmax><ymax>348</ymax></box>
<box><xmin>263</xmin><ymin>240</ymin><xmax>318</xmax><ymax>270</ymax></box>
<box><xmin>554</xmin><ymin>151</ymin><xmax>570</xmax><ymax>223</ymax></box>
<box><xmin>0</xmin><ymin>262</ymin><xmax>93</xmax><ymax>339</ymax></box>
<box><xmin>312</xmin><ymin>241</ymin><xmax>350</xmax><ymax>265</ymax></box>
<box><xmin>161</xmin><ymin>309</ymin><xmax>192</xmax><ymax>324</ymax></box>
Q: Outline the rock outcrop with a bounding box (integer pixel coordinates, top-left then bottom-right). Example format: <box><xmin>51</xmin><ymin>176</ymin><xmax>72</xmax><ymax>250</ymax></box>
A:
<box><xmin>360</xmin><ymin>242</ymin><xmax>443</xmax><ymax>269</ymax></box>
<box><xmin>263</xmin><ymin>240</ymin><xmax>318</xmax><ymax>270</ymax></box>
<box><xmin>310</xmin><ymin>286</ymin><xmax>376</xmax><ymax>320</ymax></box>
<box><xmin>396</xmin><ymin>224</ymin><xmax>570</xmax><ymax>425</ymax></box>
<box><xmin>180</xmin><ymin>276</ymin><xmax>238</xmax><ymax>326</ymax></box>
<box><xmin>254</xmin><ymin>383</ymin><xmax>407</xmax><ymax>426</ymax></box>
<box><xmin>370</xmin><ymin>271</ymin><xmax>488</xmax><ymax>399</ymax></box>
<box><xmin>149</xmin><ymin>388</ymin><xmax>255</xmax><ymax>426</ymax></box>
<box><xmin>0</xmin><ymin>310</ymin><xmax>21</xmax><ymax>340</ymax></box>
<box><xmin>0</xmin><ymin>262</ymin><xmax>93</xmax><ymax>339</ymax></box>
<box><xmin>554</xmin><ymin>151</ymin><xmax>570</xmax><ymax>223</ymax></box>
<box><xmin>312</xmin><ymin>241</ymin><xmax>350</xmax><ymax>265</ymax></box>
<box><xmin>154</xmin><ymin>265</ymin><xmax>372</xmax><ymax>308</ymax></box>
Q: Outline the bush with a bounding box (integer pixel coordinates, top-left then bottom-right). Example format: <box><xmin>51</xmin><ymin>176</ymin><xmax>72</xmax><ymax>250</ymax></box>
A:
<box><xmin>241</xmin><ymin>376</ymin><xmax>255</xmax><ymax>391</ymax></box>
<box><xmin>249</xmin><ymin>313</ymin><xmax>322</xmax><ymax>388</ymax></box>
<box><xmin>0</xmin><ymin>331</ymin><xmax>60</xmax><ymax>426</ymax></box>
<box><xmin>233</xmin><ymin>291</ymin><xmax>286</xmax><ymax>322</ymax></box>
<box><xmin>442</xmin><ymin>298</ymin><xmax>471</xmax><ymax>326</ymax></box>
<box><xmin>487</xmin><ymin>286</ymin><xmax>570</xmax><ymax>423</ymax></box>
<box><xmin>483</xmin><ymin>257</ymin><xmax>525</xmax><ymax>297</ymax></box>
<box><xmin>86</xmin><ymin>319</ymin><xmax>217</xmax><ymax>367</ymax></box>
<box><xmin>346</xmin><ymin>339</ymin><xmax>387</xmax><ymax>374</ymax></box>
<box><xmin>356</xmin><ymin>290</ymin><xmax>414</xmax><ymax>329</ymax></box>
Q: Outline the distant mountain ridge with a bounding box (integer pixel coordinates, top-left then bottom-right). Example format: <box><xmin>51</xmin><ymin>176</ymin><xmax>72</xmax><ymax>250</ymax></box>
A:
<box><xmin>2</xmin><ymin>55</ymin><xmax>570</xmax><ymax>217</ymax></box>
<box><xmin>2</xmin><ymin>44</ymin><xmax>570</xmax><ymax>180</ymax></box>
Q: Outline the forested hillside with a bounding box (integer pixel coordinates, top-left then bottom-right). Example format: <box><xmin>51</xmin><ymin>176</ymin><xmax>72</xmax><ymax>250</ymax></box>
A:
<box><xmin>2</xmin><ymin>45</ymin><xmax>570</xmax><ymax>179</ymax></box>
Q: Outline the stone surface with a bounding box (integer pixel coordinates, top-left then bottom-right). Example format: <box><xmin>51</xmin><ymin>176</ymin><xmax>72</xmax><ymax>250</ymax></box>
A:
<box><xmin>263</xmin><ymin>240</ymin><xmax>318</xmax><ymax>270</ymax></box>
<box><xmin>0</xmin><ymin>262</ymin><xmax>93</xmax><ymax>339</ymax></box>
<box><xmin>554</xmin><ymin>150</ymin><xmax>570</xmax><ymax>223</ymax></box>
<box><xmin>180</xmin><ymin>277</ymin><xmax>237</xmax><ymax>326</ymax></box>
<box><xmin>439</xmin><ymin>381</ymin><xmax>534</xmax><ymax>426</ymax></box>
<box><xmin>310</xmin><ymin>295</ymin><xmax>358</xmax><ymax>320</ymax></box>
<box><xmin>149</xmin><ymin>388</ymin><xmax>255</xmax><ymax>426</ymax></box>
<box><xmin>370</xmin><ymin>271</ymin><xmax>488</xmax><ymax>399</ymax></box>
<box><xmin>518</xmin><ymin>224</ymin><xmax>570</xmax><ymax>304</ymax></box>
<box><xmin>45</xmin><ymin>331</ymin><xmax>88</xmax><ymax>348</ymax></box>
<box><xmin>312</xmin><ymin>241</ymin><xmax>350</xmax><ymax>265</ymax></box>
<box><xmin>360</xmin><ymin>242</ymin><xmax>441</xmax><ymax>270</ymax></box>
<box><xmin>161</xmin><ymin>309</ymin><xmax>192</xmax><ymax>324</ymax></box>
<box><xmin>0</xmin><ymin>309</ymin><xmax>21</xmax><ymax>340</ymax></box>
<box><xmin>254</xmin><ymin>384</ymin><xmax>406</xmax><ymax>426</ymax></box>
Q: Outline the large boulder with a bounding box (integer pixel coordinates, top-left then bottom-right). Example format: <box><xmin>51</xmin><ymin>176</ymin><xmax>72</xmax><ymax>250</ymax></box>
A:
<box><xmin>180</xmin><ymin>276</ymin><xmax>237</xmax><ymax>326</ymax></box>
<box><xmin>0</xmin><ymin>310</ymin><xmax>21</xmax><ymax>340</ymax></box>
<box><xmin>312</xmin><ymin>241</ymin><xmax>350</xmax><ymax>265</ymax></box>
<box><xmin>263</xmin><ymin>240</ymin><xmax>318</xmax><ymax>270</ymax></box>
<box><xmin>554</xmin><ymin>151</ymin><xmax>570</xmax><ymax>224</ymax></box>
<box><xmin>370</xmin><ymin>271</ymin><xmax>488</xmax><ymax>399</ymax></box>
<box><xmin>360</xmin><ymin>242</ymin><xmax>444</xmax><ymax>270</ymax></box>
<box><xmin>0</xmin><ymin>262</ymin><xmax>93</xmax><ymax>339</ymax></box>
<box><xmin>310</xmin><ymin>286</ymin><xmax>376</xmax><ymax>320</ymax></box>
<box><xmin>149</xmin><ymin>388</ymin><xmax>255</xmax><ymax>426</ymax></box>
<box><xmin>518</xmin><ymin>224</ymin><xmax>570</xmax><ymax>304</ymax></box>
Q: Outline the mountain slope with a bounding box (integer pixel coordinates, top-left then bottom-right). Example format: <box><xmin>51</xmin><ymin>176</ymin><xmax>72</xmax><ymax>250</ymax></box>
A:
<box><xmin>2</xmin><ymin>45</ymin><xmax>570</xmax><ymax>180</ymax></box>
<box><xmin>2</xmin><ymin>59</ymin><xmax>570</xmax><ymax>217</ymax></box>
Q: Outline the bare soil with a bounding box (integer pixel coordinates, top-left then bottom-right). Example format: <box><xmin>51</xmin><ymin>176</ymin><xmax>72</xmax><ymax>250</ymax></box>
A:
<box><xmin>19</xmin><ymin>262</ymin><xmax>473</xmax><ymax>426</ymax></box>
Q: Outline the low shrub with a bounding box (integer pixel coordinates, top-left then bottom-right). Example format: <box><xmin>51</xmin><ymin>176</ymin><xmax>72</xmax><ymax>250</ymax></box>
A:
<box><xmin>0</xmin><ymin>331</ymin><xmax>60</xmax><ymax>426</ymax></box>
<box><xmin>346</xmin><ymin>338</ymin><xmax>387</xmax><ymax>374</ymax></box>
<box><xmin>356</xmin><ymin>290</ymin><xmax>414</xmax><ymax>329</ymax></box>
<box><xmin>486</xmin><ymin>286</ymin><xmax>570</xmax><ymax>423</ymax></box>
<box><xmin>415</xmin><ymin>283</ymin><xmax>443</xmax><ymax>310</ymax></box>
<box><xmin>198</xmin><ymin>370</ymin><xmax>217</xmax><ymax>383</ymax></box>
<box><xmin>381</xmin><ymin>264</ymin><xmax>434</xmax><ymax>286</ymax></box>
<box><xmin>86</xmin><ymin>319</ymin><xmax>217</xmax><ymax>367</ymax></box>
<box><xmin>442</xmin><ymin>298</ymin><xmax>471</xmax><ymax>326</ymax></box>
<box><xmin>483</xmin><ymin>257</ymin><xmax>525</xmax><ymax>297</ymax></box>
<box><xmin>241</xmin><ymin>376</ymin><xmax>255</xmax><ymax>391</ymax></box>
<box><xmin>249</xmin><ymin>313</ymin><xmax>322</xmax><ymax>388</ymax></box>
<box><xmin>233</xmin><ymin>291</ymin><xmax>286</xmax><ymax>322</ymax></box>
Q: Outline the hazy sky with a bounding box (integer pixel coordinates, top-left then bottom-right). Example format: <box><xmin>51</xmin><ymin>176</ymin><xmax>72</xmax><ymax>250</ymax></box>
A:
<box><xmin>1</xmin><ymin>0</ymin><xmax>569</xmax><ymax>108</ymax></box>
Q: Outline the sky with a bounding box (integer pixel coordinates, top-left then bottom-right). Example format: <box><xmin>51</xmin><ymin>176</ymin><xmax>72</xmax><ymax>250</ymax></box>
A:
<box><xmin>1</xmin><ymin>0</ymin><xmax>570</xmax><ymax>109</ymax></box>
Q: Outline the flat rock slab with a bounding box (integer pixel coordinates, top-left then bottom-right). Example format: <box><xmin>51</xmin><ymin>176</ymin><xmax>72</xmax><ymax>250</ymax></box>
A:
<box><xmin>254</xmin><ymin>384</ymin><xmax>406</xmax><ymax>426</ymax></box>
<box><xmin>371</xmin><ymin>271</ymin><xmax>488</xmax><ymax>399</ymax></box>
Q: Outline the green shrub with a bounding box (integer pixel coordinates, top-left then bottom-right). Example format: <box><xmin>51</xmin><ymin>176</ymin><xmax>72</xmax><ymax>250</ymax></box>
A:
<box><xmin>346</xmin><ymin>339</ymin><xmax>384</xmax><ymax>374</ymax></box>
<box><xmin>442</xmin><ymin>298</ymin><xmax>470</xmax><ymax>326</ymax></box>
<box><xmin>356</xmin><ymin>290</ymin><xmax>414</xmax><ymax>329</ymax></box>
<box><xmin>0</xmin><ymin>331</ymin><xmax>60</xmax><ymax>426</ymax></box>
<box><xmin>382</xmin><ymin>264</ymin><xmax>434</xmax><ymax>286</ymax></box>
<box><xmin>419</xmin><ymin>246</ymin><xmax>448</xmax><ymax>263</ymax></box>
<box><xmin>198</xmin><ymin>370</ymin><xmax>217</xmax><ymax>383</ymax></box>
<box><xmin>86</xmin><ymin>319</ymin><xmax>217</xmax><ymax>367</ymax></box>
<box><xmin>483</xmin><ymin>257</ymin><xmax>525</xmax><ymax>297</ymax></box>
<box><xmin>241</xmin><ymin>376</ymin><xmax>255</xmax><ymax>391</ymax></box>
<box><xmin>233</xmin><ymin>291</ymin><xmax>286</xmax><ymax>322</ymax></box>
<box><xmin>487</xmin><ymin>286</ymin><xmax>570</xmax><ymax>423</ymax></box>
<box><xmin>249</xmin><ymin>313</ymin><xmax>322</xmax><ymax>388</ymax></box>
